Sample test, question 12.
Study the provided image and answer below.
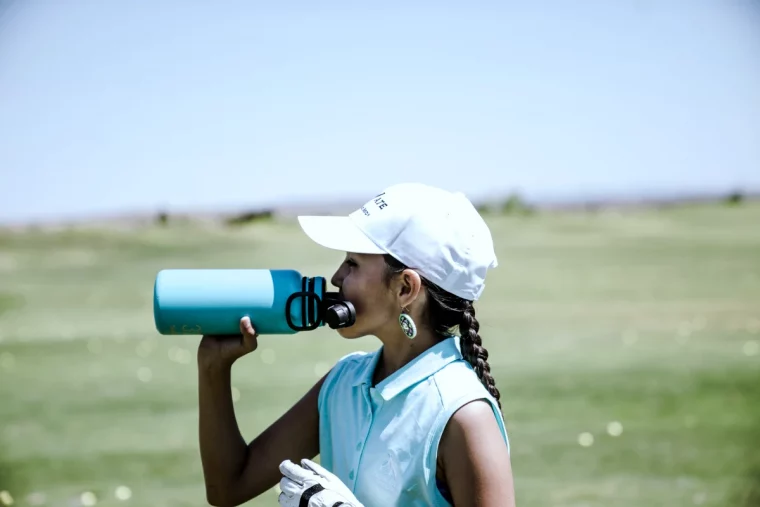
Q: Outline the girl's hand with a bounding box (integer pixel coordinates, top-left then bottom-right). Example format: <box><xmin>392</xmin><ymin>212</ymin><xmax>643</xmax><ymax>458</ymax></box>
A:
<box><xmin>198</xmin><ymin>316</ymin><xmax>259</xmax><ymax>370</ymax></box>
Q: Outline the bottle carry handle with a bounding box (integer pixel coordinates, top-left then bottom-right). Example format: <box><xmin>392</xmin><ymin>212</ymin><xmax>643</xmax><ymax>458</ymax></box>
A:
<box><xmin>284</xmin><ymin>277</ymin><xmax>356</xmax><ymax>332</ymax></box>
<box><xmin>285</xmin><ymin>276</ymin><xmax>322</xmax><ymax>331</ymax></box>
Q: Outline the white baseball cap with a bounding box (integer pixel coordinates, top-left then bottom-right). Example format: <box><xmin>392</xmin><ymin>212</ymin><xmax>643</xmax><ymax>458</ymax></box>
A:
<box><xmin>297</xmin><ymin>182</ymin><xmax>498</xmax><ymax>301</ymax></box>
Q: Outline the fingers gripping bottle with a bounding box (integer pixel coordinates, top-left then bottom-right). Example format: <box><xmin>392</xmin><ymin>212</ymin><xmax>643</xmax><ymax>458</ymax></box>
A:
<box><xmin>153</xmin><ymin>269</ymin><xmax>356</xmax><ymax>336</ymax></box>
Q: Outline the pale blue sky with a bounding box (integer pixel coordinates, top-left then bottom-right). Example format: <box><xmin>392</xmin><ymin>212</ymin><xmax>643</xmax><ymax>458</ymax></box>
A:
<box><xmin>1</xmin><ymin>0</ymin><xmax>758</xmax><ymax>224</ymax></box>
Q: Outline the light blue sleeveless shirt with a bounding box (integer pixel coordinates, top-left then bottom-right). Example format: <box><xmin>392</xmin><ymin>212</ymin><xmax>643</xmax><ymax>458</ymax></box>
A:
<box><xmin>317</xmin><ymin>336</ymin><xmax>510</xmax><ymax>506</ymax></box>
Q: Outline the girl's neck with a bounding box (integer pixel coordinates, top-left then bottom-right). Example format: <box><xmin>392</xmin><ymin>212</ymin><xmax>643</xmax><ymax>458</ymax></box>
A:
<box><xmin>372</xmin><ymin>326</ymin><xmax>438</xmax><ymax>386</ymax></box>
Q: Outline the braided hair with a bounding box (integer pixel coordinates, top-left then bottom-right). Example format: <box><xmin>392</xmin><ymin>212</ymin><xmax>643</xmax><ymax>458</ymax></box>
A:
<box><xmin>382</xmin><ymin>254</ymin><xmax>501</xmax><ymax>409</ymax></box>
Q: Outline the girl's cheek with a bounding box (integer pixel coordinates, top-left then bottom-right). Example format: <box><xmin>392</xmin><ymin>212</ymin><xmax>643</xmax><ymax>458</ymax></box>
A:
<box><xmin>346</xmin><ymin>290</ymin><xmax>364</xmax><ymax>316</ymax></box>
<box><xmin>345</xmin><ymin>283</ymin><xmax>369</xmax><ymax>317</ymax></box>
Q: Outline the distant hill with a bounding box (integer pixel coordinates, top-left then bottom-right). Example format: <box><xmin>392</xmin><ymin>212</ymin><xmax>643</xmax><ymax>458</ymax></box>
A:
<box><xmin>0</xmin><ymin>188</ymin><xmax>757</xmax><ymax>231</ymax></box>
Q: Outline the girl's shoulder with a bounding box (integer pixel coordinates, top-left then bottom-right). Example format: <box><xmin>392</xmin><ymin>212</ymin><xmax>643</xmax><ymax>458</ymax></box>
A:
<box><xmin>317</xmin><ymin>348</ymin><xmax>380</xmax><ymax>408</ymax></box>
<box><xmin>329</xmin><ymin>348</ymin><xmax>378</xmax><ymax>380</ymax></box>
<box><xmin>432</xmin><ymin>358</ymin><xmax>495</xmax><ymax>405</ymax></box>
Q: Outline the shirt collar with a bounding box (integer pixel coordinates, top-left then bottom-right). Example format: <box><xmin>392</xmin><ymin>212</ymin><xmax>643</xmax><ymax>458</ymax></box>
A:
<box><xmin>352</xmin><ymin>336</ymin><xmax>462</xmax><ymax>401</ymax></box>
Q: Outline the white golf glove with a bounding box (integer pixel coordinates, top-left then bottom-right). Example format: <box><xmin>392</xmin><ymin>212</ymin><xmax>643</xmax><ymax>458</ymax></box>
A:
<box><xmin>278</xmin><ymin>458</ymin><xmax>364</xmax><ymax>507</ymax></box>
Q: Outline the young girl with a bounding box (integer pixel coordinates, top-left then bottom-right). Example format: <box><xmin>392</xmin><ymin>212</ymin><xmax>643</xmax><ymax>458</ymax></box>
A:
<box><xmin>197</xmin><ymin>183</ymin><xmax>515</xmax><ymax>506</ymax></box>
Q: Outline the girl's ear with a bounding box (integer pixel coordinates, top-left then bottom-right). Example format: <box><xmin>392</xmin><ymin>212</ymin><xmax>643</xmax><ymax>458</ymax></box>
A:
<box><xmin>397</xmin><ymin>268</ymin><xmax>423</xmax><ymax>308</ymax></box>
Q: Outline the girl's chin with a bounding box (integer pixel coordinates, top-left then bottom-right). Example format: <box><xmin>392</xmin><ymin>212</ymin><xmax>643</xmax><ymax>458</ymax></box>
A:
<box><xmin>336</xmin><ymin>326</ymin><xmax>366</xmax><ymax>339</ymax></box>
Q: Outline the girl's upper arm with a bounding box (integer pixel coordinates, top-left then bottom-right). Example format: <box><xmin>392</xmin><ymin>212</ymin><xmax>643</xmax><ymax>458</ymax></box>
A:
<box><xmin>439</xmin><ymin>400</ymin><xmax>515</xmax><ymax>507</ymax></box>
<box><xmin>230</xmin><ymin>373</ymin><xmax>328</xmax><ymax>505</ymax></box>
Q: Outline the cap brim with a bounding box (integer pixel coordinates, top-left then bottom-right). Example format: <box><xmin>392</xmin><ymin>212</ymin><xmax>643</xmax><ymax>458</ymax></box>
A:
<box><xmin>297</xmin><ymin>216</ymin><xmax>386</xmax><ymax>254</ymax></box>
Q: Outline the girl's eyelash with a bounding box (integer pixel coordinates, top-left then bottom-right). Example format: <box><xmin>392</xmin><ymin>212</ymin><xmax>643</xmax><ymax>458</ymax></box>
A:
<box><xmin>346</xmin><ymin>258</ymin><xmax>358</xmax><ymax>267</ymax></box>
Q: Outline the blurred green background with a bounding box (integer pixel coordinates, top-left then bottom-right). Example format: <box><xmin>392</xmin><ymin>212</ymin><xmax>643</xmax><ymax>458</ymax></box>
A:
<box><xmin>1</xmin><ymin>202</ymin><xmax>759</xmax><ymax>507</ymax></box>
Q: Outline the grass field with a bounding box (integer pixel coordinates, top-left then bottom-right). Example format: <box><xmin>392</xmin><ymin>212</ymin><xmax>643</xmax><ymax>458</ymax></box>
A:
<box><xmin>1</xmin><ymin>202</ymin><xmax>759</xmax><ymax>507</ymax></box>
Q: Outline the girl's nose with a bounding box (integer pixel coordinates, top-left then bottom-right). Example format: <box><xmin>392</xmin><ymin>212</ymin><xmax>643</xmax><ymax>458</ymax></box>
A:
<box><xmin>331</xmin><ymin>269</ymin><xmax>343</xmax><ymax>289</ymax></box>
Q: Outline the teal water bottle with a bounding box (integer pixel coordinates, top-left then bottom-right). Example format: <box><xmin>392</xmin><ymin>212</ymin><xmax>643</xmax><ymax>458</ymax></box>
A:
<box><xmin>153</xmin><ymin>269</ymin><xmax>356</xmax><ymax>336</ymax></box>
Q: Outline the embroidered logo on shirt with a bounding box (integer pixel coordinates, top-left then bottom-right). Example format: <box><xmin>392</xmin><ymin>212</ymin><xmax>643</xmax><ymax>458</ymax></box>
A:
<box><xmin>378</xmin><ymin>448</ymin><xmax>412</xmax><ymax>483</ymax></box>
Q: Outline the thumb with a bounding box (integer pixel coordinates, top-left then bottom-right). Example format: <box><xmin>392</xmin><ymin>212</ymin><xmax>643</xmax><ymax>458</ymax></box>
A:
<box><xmin>301</xmin><ymin>459</ymin><xmax>336</xmax><ymax>480</ymax></box>
<box><xmin>239</xmin><ymin>316</ymin><xmax>259</xmax><ymax>352</ymax></box>
<box><xmin>279</xmin><ymin>459</ymin><xmax>316</xmax><ymax>485</ymax></box>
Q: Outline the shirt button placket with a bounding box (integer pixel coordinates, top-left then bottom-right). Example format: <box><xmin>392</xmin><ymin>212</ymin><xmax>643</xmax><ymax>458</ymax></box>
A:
<box><xmin>352</xmin><ymin>387</ymin><xmax>373</xmax><ymax>492</ymax></box>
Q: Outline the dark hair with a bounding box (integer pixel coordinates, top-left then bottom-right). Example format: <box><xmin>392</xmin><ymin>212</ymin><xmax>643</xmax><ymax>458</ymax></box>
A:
<box><xmin>382</xmin><ymin>254</ymin><xmax>501</xmax><ymax>409</ymax></box>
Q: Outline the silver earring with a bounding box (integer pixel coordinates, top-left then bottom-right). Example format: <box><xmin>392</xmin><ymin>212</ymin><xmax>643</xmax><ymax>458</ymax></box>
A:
<box><xmin>399</xmin><ymin>309</ymin><xmax>417</xmax><ymax>339</ymax></box>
